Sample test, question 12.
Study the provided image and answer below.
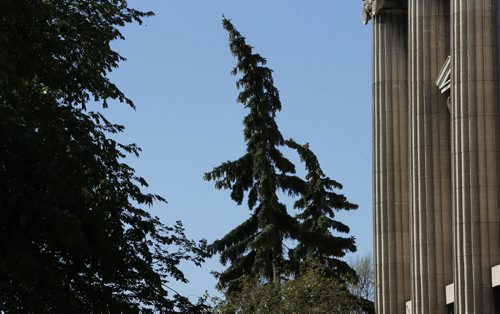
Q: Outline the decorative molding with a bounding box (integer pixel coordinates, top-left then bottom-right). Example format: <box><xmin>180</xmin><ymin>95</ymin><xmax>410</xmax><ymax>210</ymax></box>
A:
<box><xmin>436</xmin><ymin>56</ymin><xmax>451</xmax><ymax>94</ymax></box>
<box><xmin>361</xmin><ymin>0</ymin><xmax>374</xmax><ymax>25</ymax></box>
<box><xmin>362</xmin><ymin>0</ymin><xmax>408</xmax><ymax>24</ymax></box>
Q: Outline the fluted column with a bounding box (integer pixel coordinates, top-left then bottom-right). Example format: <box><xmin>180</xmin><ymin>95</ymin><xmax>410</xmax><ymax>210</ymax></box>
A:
<box><xmin>408</xmin><ymin>1</ymin><xmax>453</xmax><ymax>313</ymax></box>
<box><xmin>372</xmin><ymin>10</ymin><xmax>411</xmax><ymax>313</ymax></box>
<box><xmin>451</xmin><ymin>1</ymin><xmax>500</xmax><ymax>312</ymax></box>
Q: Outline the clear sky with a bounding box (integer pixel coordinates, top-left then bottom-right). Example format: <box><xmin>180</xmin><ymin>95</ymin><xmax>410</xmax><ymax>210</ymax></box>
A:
<box><xmin>106</xmin><ymin>0</ymin><xmax>372</xmax><ymax>300</ymax></box>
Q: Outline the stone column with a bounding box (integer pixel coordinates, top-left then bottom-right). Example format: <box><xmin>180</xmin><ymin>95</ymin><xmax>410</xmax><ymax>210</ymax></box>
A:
<box><xmin>451</xmin><ymin>0</ymin><xmax>500</xmax><ymax>312</ymax></box>
<box><xmin>408</xmin><ymin>0</ymin><xmax>453</xmax><ymax>313</ymax></box>
<box><xmin>372</xmin><ymin>9</ymin><xmax>411</xmax><ymax>313</ymax></box>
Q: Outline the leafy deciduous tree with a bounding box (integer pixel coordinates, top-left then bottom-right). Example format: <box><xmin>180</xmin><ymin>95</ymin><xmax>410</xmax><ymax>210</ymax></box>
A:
<box><xmin>0</xmin><ymin>0</ymin><xmax>207</xmax><ymax>311</ymax></box>
<box><xmin>214</xmin><ymin>260</ymin><xmax>357</xmax><ymax>313</ymax></box>
<box><xmin>348</xmin><ymin>254</ymin><xmax>375</xmax><ymax>306</ymax></box>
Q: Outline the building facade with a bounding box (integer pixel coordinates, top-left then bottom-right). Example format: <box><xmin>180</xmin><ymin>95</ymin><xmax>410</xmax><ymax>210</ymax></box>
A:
<box><xmin>362</xmin><ymin>0</ymin><xmax>500</xmax><ymax>312</ymax></box>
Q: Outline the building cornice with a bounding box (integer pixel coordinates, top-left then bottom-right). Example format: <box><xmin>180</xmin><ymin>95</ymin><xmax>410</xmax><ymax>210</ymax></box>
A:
<box><xmin>362</xmin><ymin>0</ymin><xmax>407</xmax><ymax>24</ymax></box>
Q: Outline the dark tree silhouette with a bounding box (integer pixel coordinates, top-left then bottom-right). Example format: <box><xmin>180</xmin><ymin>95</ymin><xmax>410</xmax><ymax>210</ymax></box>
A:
<box><xmin>0</xmin><ymin>1</ymin><xmax>207</xmax><ymax>311</ymax></box>
<box><xmin>205</xmin><ymin>18</ymin><xmax>357</xmax><ymax>296</ymax></box>
<box><xmin>204</xmin><ymin>18</ymin><xmax>299</xmax><ymax>291</ymax></box>
<box><xmin>286</xmin><ymin>139</ymin><xmax>357</xmax><ymax>278</ymax></box>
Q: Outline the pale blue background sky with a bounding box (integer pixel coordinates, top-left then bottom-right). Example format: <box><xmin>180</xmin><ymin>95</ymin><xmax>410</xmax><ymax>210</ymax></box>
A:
<box><xmin>106</xmin><ymin>0</ymin><xmax>372</xmax><ymax>300</ymax></box>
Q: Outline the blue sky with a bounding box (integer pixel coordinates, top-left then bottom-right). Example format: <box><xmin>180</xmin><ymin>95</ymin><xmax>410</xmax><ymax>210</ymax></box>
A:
<box><xmin>106</xmin><ymin>0</ymin><xmax>372</xmax><ymax>300</ymax></box>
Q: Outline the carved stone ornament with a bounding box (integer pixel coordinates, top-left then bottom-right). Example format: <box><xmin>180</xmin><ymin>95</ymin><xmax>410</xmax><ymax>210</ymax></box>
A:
<box><xmin>362</xmin><ymin>0</ymin><xmax>374</xmax><ymax>24</ymax></box>
<box><xmin>362</xmin><ymin>0</ymin><xmax>407</xmax><ymax>24</ymax></box>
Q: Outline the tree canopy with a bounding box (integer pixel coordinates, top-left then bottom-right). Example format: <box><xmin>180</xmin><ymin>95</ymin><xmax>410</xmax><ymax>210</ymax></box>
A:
<box><xmin>214</xmin><ymin>260</ymin><xmax>357</xmax><ymax>313</ymax></box>
<box><xmin>286</xmin><ymin>139</ymin><xmax>357</xmax><ymax>278</ymax></box>
<box><xmin>0</xmin><ymin>1</ymin><xmax>207</xmax><ymax>311</ymax></box>
<box><xmin>205</xmin><ymin>18</ymin><xmax>357</xmax><ymax>296</ymax></box>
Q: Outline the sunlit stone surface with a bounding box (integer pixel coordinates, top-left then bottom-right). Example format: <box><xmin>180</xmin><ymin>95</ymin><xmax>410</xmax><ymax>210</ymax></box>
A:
<box><xmin>363</xmin><ymin>0</ymin><xmax>500</xmax><ymax>312</ymax></box>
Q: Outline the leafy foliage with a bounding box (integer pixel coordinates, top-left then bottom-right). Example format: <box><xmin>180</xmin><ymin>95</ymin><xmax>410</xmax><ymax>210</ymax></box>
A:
<box><xmin>0</xmin><ymin>0</ymin><xmax>207</xmax><ymax>311</ymax></box>
<box><xmin>215</xmin><ymin>260</ymin><xmax>357</xmax><ymax>313</ymax></box>
<box><xmin>205</xmin><ymin>17</ymin><xmax>357</xmax><ymax>295</ymax></box>
<box><xmin>281</xmin><ymin>261</ymin><xmax>358</xmax><ymax>313</ymax></box>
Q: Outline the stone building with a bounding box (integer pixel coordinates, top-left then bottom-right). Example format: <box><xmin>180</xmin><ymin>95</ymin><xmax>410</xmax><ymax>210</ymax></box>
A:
<box><xmin>362</xmin><ymin>0</ymin><xmax>500</xmax><ymax>312</ymax></box>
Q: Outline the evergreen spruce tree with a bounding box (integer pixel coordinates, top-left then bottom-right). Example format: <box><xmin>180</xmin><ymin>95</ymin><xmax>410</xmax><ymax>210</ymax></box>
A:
<box><xmin>286</xmin><ymin>139</ymin><xmax>358</xmax><ymax>278</ymax></box>
<box><xmin>205</xmin><ymin>18</ymin><xmax>358</xmax><ymax>294</ymax></box>
<box><xmin>204</xmin><ymin>18</ymin><xmax>299</xmax><ymax>291</ymax></box>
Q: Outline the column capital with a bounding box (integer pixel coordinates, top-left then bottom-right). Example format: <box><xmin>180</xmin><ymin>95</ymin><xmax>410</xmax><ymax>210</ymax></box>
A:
<box><xmin>362</xmin><ymin>0</ymin><xmax>407</xmax><ymax>24</ymax></box>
